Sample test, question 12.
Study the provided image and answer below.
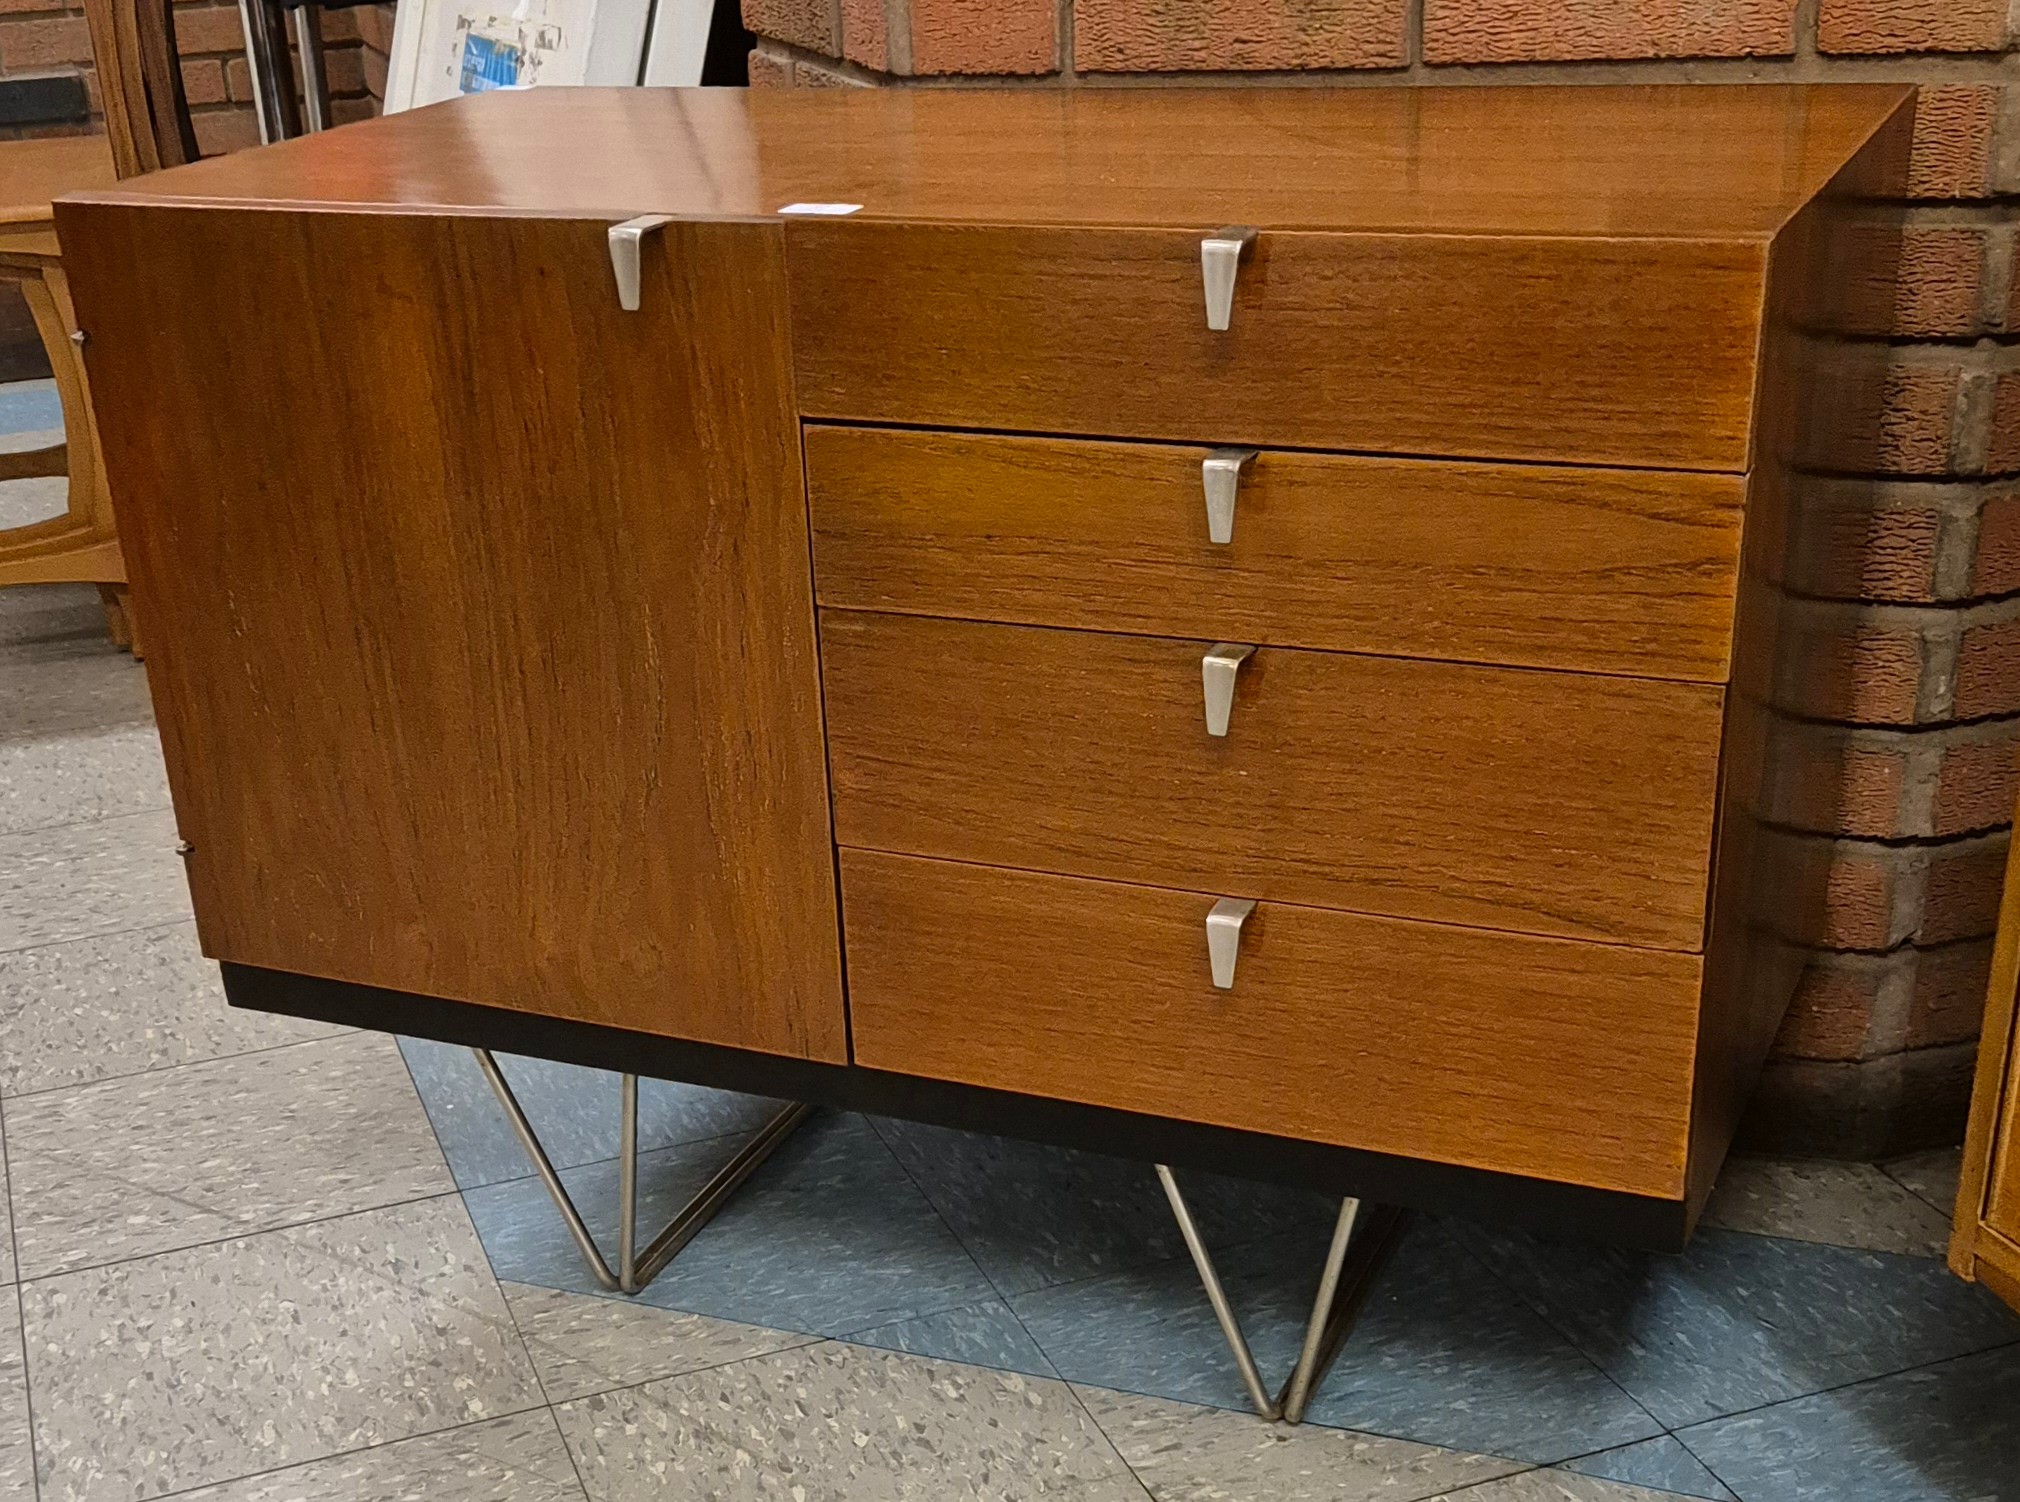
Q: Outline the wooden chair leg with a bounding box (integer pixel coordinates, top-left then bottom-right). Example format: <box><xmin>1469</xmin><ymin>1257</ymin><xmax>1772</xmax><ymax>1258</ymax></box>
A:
<box><xmin>97</xmin><ymin>582</ymin><xmax>132</xmax><ymax>652</ymax></box>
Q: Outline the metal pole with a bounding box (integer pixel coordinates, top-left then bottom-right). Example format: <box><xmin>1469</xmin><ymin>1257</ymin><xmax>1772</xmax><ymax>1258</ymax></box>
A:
<box><xmin>1282</xmin><ymin>1197</ymin><xmax>1360</xmax><ymax>1423</ymax></box>
<box><xmin>292</xmin><ymin>4</ymin><xmax>330</xmax><ymax>132</ymax></box>
<box><xmin>1156</xmin><ymin>1164</ymin><xmax>1281</xmax><ymax>1420</ymax></box>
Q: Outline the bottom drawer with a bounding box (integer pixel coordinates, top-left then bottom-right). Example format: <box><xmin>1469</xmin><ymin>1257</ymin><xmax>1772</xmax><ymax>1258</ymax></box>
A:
<box><xmin>842</xmin><ymin>849</ymin><xmax>1703</xmax><ymax>1199</ymax></box>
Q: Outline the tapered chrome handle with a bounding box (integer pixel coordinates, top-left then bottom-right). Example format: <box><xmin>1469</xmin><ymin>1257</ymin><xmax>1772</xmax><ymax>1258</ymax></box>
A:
<box><xmin>1206</xmin><ymin>897</ymin><xmax>1257</xmax><ymax>989</ymax></box>
<box><xmin>1201</xmin><ymin>226</ymin><xmax>1258</xmax><ymax>332</ymax></box>
<box><xmin>608</xmin><ymin>214</ymin><xmax>675</xmax><ymax>311</ymax></box>
<box><xmin>1202</xmin><ymin>448</ymin><xmax>1257</xmax><ymax>545</ymax></box>
<box><xmin>1202</xmin><ymin>643</ymin><xmax>1255</xmax><ymax>737</ymax></box>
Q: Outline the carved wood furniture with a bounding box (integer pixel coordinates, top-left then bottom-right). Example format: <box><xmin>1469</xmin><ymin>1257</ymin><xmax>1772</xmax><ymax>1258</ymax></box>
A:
<box><xmin>1955</xmin><ymin>806</ymin><xmax>2020</xmax><ymax>1314</ymax></box>
<box><xmin>59</xmin><ymin>84</ymin><xmax>1915</xmax><ymax>1253</ymax></box>
<box><xmin>0</xmin><ymin>134</ymin><xmax>131</xmax><ymax>647</ymax></box>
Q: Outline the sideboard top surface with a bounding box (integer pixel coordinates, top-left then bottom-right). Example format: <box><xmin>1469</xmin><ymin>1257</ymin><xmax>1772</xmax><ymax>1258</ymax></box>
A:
<box><xmin>75</xmin><ymin>83</ymin><xmax>1911</xmax><ymax>238</ymax></box>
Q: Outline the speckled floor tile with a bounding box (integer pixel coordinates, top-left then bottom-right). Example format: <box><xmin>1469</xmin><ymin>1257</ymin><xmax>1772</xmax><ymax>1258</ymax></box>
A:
<box><xmin>174</xmin><ymin>1412</ymin><xmax>587</xmax><ymax>1501</ymax></box>
<box><xmin>1677</xmin><ymin>1341</ymin><xmax>2020</xmax><ymax>1502</ymax></box>
<box><xmin>0</xmin><ymin>921</ymin><xmax>347</xmax><ymax>1097</ymax></box>
<box><xmin>1561</xmin><ymin>1438</ymin><xmax>1734</xmax><ymax>1501</ymax></box>
<box><xmin>1077</xmin><ymin>1384</ymin><xmax>1521</xmax><ymax>1501</ymax></box>
<box><xmin>0</xmin><ymin>581</ymin><xmax>105</xmax><ymax>653</ymax></box>
<box><xmin>22</xmin><ymin>1194</ymin><xmax>544</xmax><ymax>1502</ymax></box>
<box><xmin>845</xmin><ymin>1298</ymin><xmax>1057</xmax><ymax>1378</ymax></box>
<box><xmin>872</xmin><ymin>1118</ymin><xmax>1335</xmax><ymax>1296</ymax></box>
<box><xmin>500</xmin><ymin>1280</ymin><xmax>812</xmax><ymax>1402</ymax></box>
<box><xmin>466</xmin><ymin>1111</ymin><xmax>996</xmax><ymax>1336</ymax></box>
<box><xmin>1882</xmin><ymin>1147</ymin><xmax>1965</xmax><ymax>1219</ymax></box>
<box><xmin>1425</xmin><ymin>1475</ymin><xmax>1695</xmax><ymax>1502</ymax></box>
<box><xmin>0</xmin><ymin>470</ymin><xmax>64</xmax><ymax>532</ymax></box>
<box><xmin>1699</xmin><ymin>1156</ymin><xmax>1951</xmax><ymax>1258</ymax></box>
<box><xmin>1015</xmin><ymin>1219</ymin><xmax>1661</xmax><ymax>1464</ymax></box>
<box><xmin>0</xmin><ymin>647</ymin><xmax>167</xmax><ymax>836</ymax></box>
<box><xmin>0</xmin><ymin>1296</ymin><xmax>31</xmax><ymax>1500</ymax></box>
<box><xmin>0</xmin><ymin>808</ymin><xmax>189</xmax><ymax>954</ymax></box>
<box><xmin>7</xmin><ymin>1030</ymin><xmax>454</xmax><ymax>1277</ymax></box>
<box><xmin>555</xmin><ymin>1338</ymin><xmax>1148</xmax><ymax>1501</ymax></box>
<box><xmin>399</xmin><ymin>1037</ymin><xmax>785</xmax><ymax>1189</ymax></box>
<box><xmin>0</xmin><ymin>1133</ymin><xmax>14</xmax><ymax>1287</ymax></box>
<box><xmin>1461</xmin><ymin>1222</ymin><xmax>2020</xmax><ymax>1429</ymax></box>
<box><xmin>0</xmin><ymin>379</ymin><xmax>60</xmax><ymax>434</ymax></box>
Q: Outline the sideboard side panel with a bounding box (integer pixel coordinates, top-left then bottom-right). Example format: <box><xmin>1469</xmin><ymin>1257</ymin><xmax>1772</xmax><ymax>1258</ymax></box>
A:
<box><xmin>60</xmin><ymin>204</ymin><xmax>847</xmax><ymax>1060</ymax></box>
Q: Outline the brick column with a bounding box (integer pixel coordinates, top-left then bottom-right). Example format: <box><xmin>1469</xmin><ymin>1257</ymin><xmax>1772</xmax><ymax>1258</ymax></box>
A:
<box><xmin>0</xmin><ymin>0</ymin><xmax>377</xmax><ymax>150</ymax></box>
<box><xmin>752</xmin><ymin>0</ymin><xmax>2020</xmax><ymax>1158</ymax></box>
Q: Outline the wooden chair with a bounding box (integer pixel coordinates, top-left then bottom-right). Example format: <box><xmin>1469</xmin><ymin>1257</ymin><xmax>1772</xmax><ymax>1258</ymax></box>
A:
<box><xmin>0</xmin><ymin>0</ymin><xmax>199</xmax><ymax>654</ymax></box>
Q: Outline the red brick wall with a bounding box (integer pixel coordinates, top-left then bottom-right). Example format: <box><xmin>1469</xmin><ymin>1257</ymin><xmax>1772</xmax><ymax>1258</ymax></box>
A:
<box><xmin>0</xmin><ymin>0</ymin><xmax>380</xmax><ymax>150</ymax></box>
<box><xmin>753</xmin><ymin>0</ymin><xmax>2020</xmax><ymax>1157</ymax></box>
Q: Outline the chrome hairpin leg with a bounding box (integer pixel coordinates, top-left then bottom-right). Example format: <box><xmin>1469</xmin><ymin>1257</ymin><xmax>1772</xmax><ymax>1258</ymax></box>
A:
<box><xmin>472</xmin><ymin>1048</ymin><xmax>810</xmax><ymax>1294</ymax></box>
<box><xmin>1155</xmin><ymin>1164</ymin><xmax>1408</xmax><ymax>1424</ymax></box>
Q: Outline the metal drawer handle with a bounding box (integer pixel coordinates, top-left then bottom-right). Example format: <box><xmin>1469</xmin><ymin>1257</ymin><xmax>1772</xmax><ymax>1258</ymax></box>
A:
<box><xmin>1201</xmin><ymin>226</ymin><xmax>1258</xmax><ymax>332</ymax></box>
<box><xmin>1207</xmin><ymin>897</ymin><xmax>1257</xmax><ymax>989</ymax></box>
<box><xmin>1202</xmin><ymin>642</ymin><xmax>1255</xmax><ymax>737</ymax></box>
<box><xmin>608</xmin><ymin>214</ymin><xmax>674</xmax><ymax>311</ymax></box>
<box><xmin>1202</xmin><ymin>448</ymin><xmax>1257</xmax><ymax>545</ymax></box>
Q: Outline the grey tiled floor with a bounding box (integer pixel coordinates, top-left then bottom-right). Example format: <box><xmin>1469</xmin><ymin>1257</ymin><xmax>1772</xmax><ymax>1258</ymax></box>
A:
<box><xmin>2</xmin><ymin>377</ymin><xmax>2017</xmax><ymax>1498</ymax></box>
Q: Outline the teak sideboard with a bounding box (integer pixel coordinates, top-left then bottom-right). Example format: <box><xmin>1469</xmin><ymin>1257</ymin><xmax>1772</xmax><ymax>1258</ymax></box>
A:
<box><xmin>60</xmin><ymin>83</ymin><xmax>1918</xmax><ymax>1248</ymax></box>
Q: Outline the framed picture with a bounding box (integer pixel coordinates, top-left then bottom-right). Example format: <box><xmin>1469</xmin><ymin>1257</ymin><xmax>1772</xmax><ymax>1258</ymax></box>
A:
<box><xmin>383</xmin><ymin>0</ymin><xmax>716</xmax><ymax>111</ymax></box>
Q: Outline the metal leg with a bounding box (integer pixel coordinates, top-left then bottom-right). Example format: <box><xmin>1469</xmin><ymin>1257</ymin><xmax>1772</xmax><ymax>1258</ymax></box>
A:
<box><xmin>292</xmin><ymin>5</ymin><xmax>331</xmax><ymax>132</ymax></box>
<box><xmin>473</xmin><ymin>1048</ymin><xmax>810</xmax><ymax>1295</ymax></box>
<box><xmin>1157</xmin><ymin>1164</ymin><xmax>1407</xmax><ymax>1424</ymax></box>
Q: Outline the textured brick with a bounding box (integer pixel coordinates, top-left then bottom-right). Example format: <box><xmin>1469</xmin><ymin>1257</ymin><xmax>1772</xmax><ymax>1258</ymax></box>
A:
<box><xmin>1774</xmin><ymin>951</ymin><xmax>1897</xmax><ymax>1061</ymax></box>
<box><xmin>0</xmin><ymin>0</ymin><xmax>68</xmax><ymax>15</ymax></box>
<box><xmin>354</xmin><ymin>1</ymin><xmax>396</xmax><ymax>53</ymax></box>
<box><xmin>1818</xmin><ymin>0</ymin><xmax>2008</xmax><ymax>55</ymax></box>
<box><xmin>1988</xmin><ymin>371</ymin><xmax>2020</xmax><ymax>474</ymax></box>
<box><xmin>1078</xmin><ymin>0</ymin><xmax>1403</xmax><ymax>71</ymax></box>
<box><xmin>1768</xmin><ymin>730</ymin><xmax>1907</xmax><ymax>838</ymax></box>
<box><xmin>1920</xmin><ymin>832</ymin><xmax>2009</xmax><ymax>943</ymax></box>
<box><xmin>1742</xmin><ymin>1042</ymin><xmax>1976</xmax><ymax>1158</ymax></box>
<box><xmin>330</xmin><ymin>96</ymin><xmax>375</xmax><ymax>126</ymax></box>
<box><xmin>191</xmin><ymin>107</ymin><xmax>260</xmax><ymax>156</ymax></box>
<box><xmin>741</xmin><ymin>0</ymin><xmax>836</xmax><ymax>52</ymax></box>
<box><xmin>747</xmin><ymin>46</ymin><xmax>794</xmax><ymax>85</ymax></box>
<box><xmin>795</xmin><ymin>58</ymin><xmax>861</xmax><ymax>85</ymax></box>
<box><xmin>1775</xmin><ymin>605</ymin><xmax>1928</xmax><ymax>724</ymax></box>
<box><xmin>1954</xmin><ymin>611</ymin><xmax>2020</xmax><ymax>718</ymax></box>
<box><xmin>179</xmin><ymin>57</ymin><xmax>227</xmax><ymax>108</ymax></box>
<box><xmin>225</xmin><ymin>55</ymin><xmax>252</xmax><ymax>104</ymax></box>
<box><xmin>362</xmin><ymin>43</ymin><xmax>389</xmax><ymax>100</ymax></box>
<box><xmin>1907</xmin><ymin>85</ymin><xmax>1995</xmax><ymax>199</ymax></box>
<box><xmin>1421</xmin><ymin>0</ymin><xmax>1793</xmax><ymax>63</ymax></box>
<box><xmin>1971</xmin><ymin>487</ymin><xmax>2020</xmax><ymax>595</ymax></box>
<box><xmin>840</xmin><ymin>0</ymin><xmax>889</xmax><ymax>68</ymax></box>
<box><xmin>1890</xmin><ymin>226</ymin><xmax>1990</xmax><ymax>339</ymax></box>
<box><xmin>174</xmin><ymin>3</ymin><xmax>253</xmax><ymax>55</ymax></box>
<box><xmin>0</xmin><ymin>14</ymin><xmax>94</xmax><ymax>68</ymax></box>
<box><xmin>323</xmin><ymin>44</ymin><xmax>366</xmax><ymax>97</ymax></box>
<box><xmin>1806</xmin><ymin>359</ymin><xmax>1960</xmax><ymax>477</ymax></box>
<box><xmin>1784</xmin><ymin>491</ymin><xmax>1942</xmax><ymax>602</ymax></box>
<box><xmin>1931</xmin><ymin>729</ymin><xmax>2020</xmax><ymax>835</ymax></box>
<box><xmin>1810</xmin><ymin>842</ymin><xmax>1907</xmax><ymax>950</ymax></box>
<box><xmin>911</xmin><ymin>0</ymin><xmax>1056</xmax><ymax>73</ymax></box>
<box><xmin>1905</xmin><ymin>938</ymin><xmax>1996</xmax><ymax>1049</ymax></box>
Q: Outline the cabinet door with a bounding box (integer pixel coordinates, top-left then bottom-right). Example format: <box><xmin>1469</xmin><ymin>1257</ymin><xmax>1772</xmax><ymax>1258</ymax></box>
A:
<box><xmin>1953</xmin><ymin>826</ymin><xmax>2020</xmax><ymax>1310</ymax></box>
<box><xmin>62</xmin><ymin>206</ymin><xmax>845</xmax><ymax>1060</ymax></box>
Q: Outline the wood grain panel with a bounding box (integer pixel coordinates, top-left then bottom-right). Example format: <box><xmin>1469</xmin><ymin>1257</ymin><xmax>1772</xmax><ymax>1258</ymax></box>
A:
<box><xmin>789</xmin><ymin>223</ymin><xmax>1767</xmax><ymax>471</ymax></box>
<box><xmin>76</xmin><ymin>84</ymin><xmax>1910</xmax><ymax>243</ymax></box>
<box><xmin>842</xmin><ymin>849</ymin><xmax>1701</xmax><ymax>1198</ymax></box>
<box><xmin>59</xmin><ymin>204</ymin><xmax>846</xmax><ymax>1059</ymax></box>
<box><xmin>806</xmin><ymin>425</ymin><xmax>1746</xmax><ymax>681</ymax></box>
<box><xmin>822</xmin><ymin>612</ymin><xmax>1725</xmax><ymax>949</ymax></box>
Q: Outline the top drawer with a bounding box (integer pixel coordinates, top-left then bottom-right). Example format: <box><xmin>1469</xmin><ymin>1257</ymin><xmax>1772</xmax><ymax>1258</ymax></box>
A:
<box><xmin>785</xmin><ymin>222</ymin><xmax>1769</xmax><ymax>472</ymax></box>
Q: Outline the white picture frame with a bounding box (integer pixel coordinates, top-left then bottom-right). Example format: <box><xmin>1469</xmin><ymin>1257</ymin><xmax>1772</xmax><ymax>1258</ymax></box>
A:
<box><xmin>384</xmin><ymin>0</ymin><xmax>715</xmax><ymax>112</ymax></box>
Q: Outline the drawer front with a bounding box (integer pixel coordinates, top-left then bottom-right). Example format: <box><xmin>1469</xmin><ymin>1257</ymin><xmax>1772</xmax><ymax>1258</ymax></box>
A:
<box><xmin>822</xmin><ymin>612</ymin><xmax>1724</xmax><ymax>950</ymax></box>
<box><xmin>843</xmin><ymin>850</ymin><xmax>1700</xmax><ymax>1197</ymax></box>
<box><xmin>786</xmin><ymin>222</ymin><xmax>1766</xmax><ymax>472</ymax></box>
<box><xmin>806</xmin><ymin>425</ymin><xmax>1746</xmax><ymax>682</ymax></box>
